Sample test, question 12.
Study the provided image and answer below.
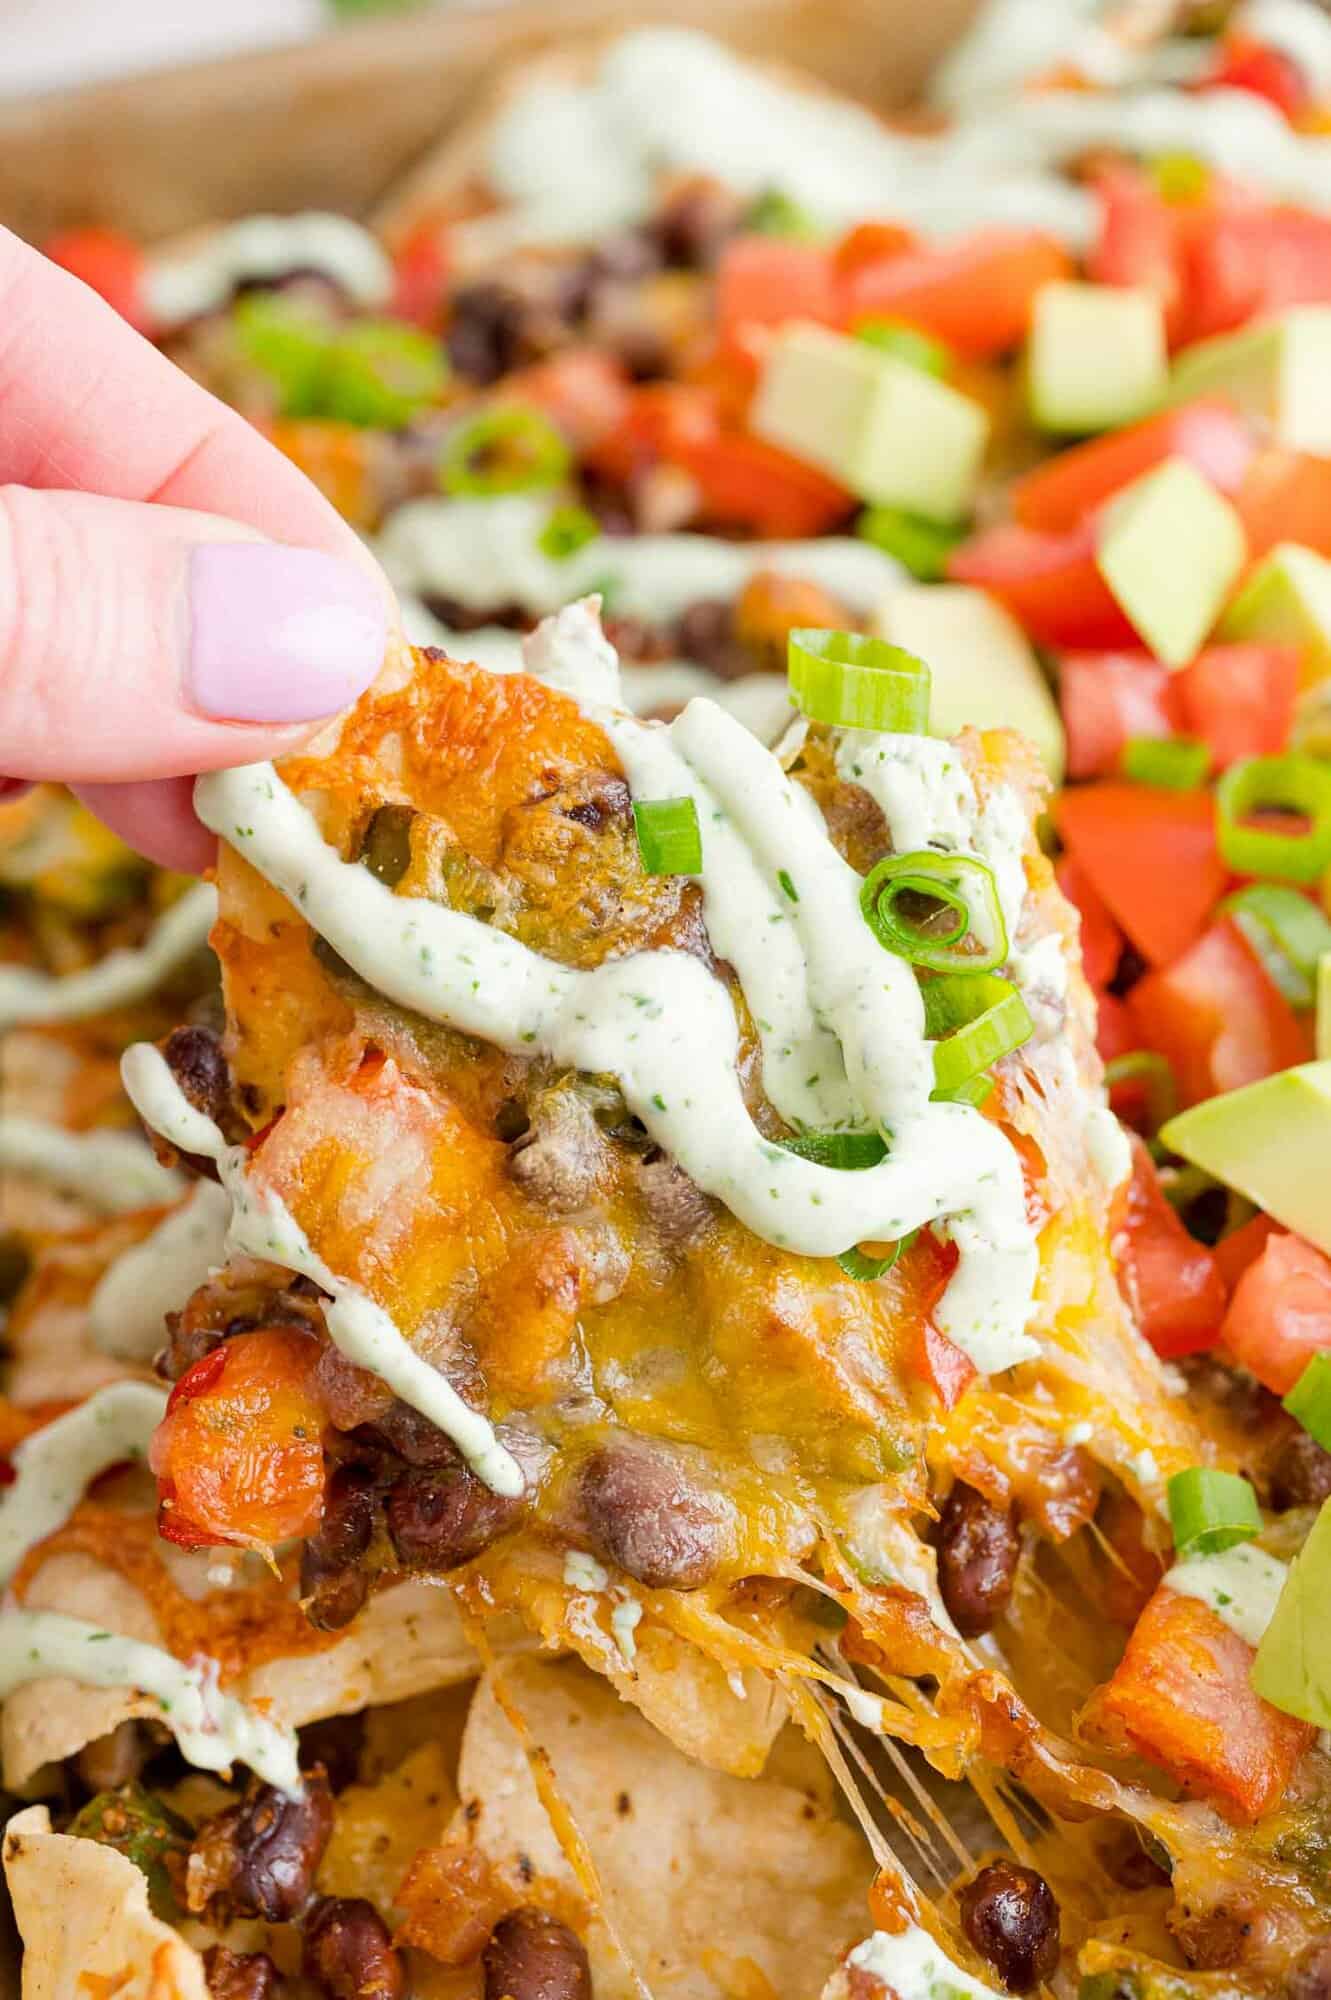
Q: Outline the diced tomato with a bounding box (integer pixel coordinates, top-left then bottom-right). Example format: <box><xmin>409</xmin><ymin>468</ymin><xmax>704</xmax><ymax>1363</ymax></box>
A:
<box><xmin>947</xmin><ymin>523</ymin><xmax>1137</xmax><ymax>651</ymax></box>
<box><xmin>1113</xmin><ymin>1136</ymin><xmax>1227</xmax><ymax>1358</ymax></box>
<box><xmin>1056</xmin><ymin>857</ymin><xmax>1123</xmax><ymax>990</ymax></box>
<box><xmin>1090</xmin><ymin>1584</ymin><xmax>1314</xmax><ymax>1821</ymax></box>
<box><xmin>1096</xmin><ymin>992</ymin><xmax>1140</xmax><ymax>1064</ymax></box>
<box><xmin>842</xmin><ymin>229</ymin><xmax>1072</xmax><ymax>360</ymax></box>
<box><xmin>1222</xmin><ymin>1231</ymin><xmax>1331</xmax><ymax>1395</ymax></box>
<box><xmin>1199</xmin><ymin>37</ymin><xmax>1311</xmax><ymax>122</ymax></box>
<box><xmin>1054</xmin><ymin>784</ymin><xmax>1228</xmax><ymax>967</ymax></box>
<box><xmin>1090</xmin><ymin>165</ymin><xmax>1197</xmax><ymax>345</ymax></box>
<box><xmin>1129</xmin><ymin>914</ymin><xmax>1310</xmax><ymax>1107</ymax></box>
<box><xmin>584</xmin><ymin>381</ymin><xmax>718</xmax><ymax>485</ymax></box>
<box><xmin>1059</xmin><ymin>651</ymin><xmax>1183</xmax><ymax>781</ymax></box>
<box><xmin>909</xmin><ymin>1323</ymin><xmax>976</xmax><ymax>1412</ymax></box>
<box><xmin>505</xmin><ymin>349</ymin><xmax>633</xmax><ymax>455</ymax></box>
<box><xmin>716</xmin><ymin>235</ymin><xmax>838</xmax><ymax>368</ymax></box>
<box><xmin>682</xmin><ymin>430</ymin><xmax>852</xmax><ymax>538</ymax></box>
<box><xmin>1175</xmin><ymin>643</ymin><xmax>1299</xmax><ymax>768</ymax></box>
<box><xmin>44</xmin><ymin>227</ymin><xmax>151</xmax><ymax>335</ymax></box>
<box><xmin>391</xmin><ymin>216</ymin><xmax>451</xmax><ymax>328</ymax></box>
<box><xmin>1213</xmin><ymin>1211</ymin><xmax>1280</xmax><ymax>1293</ymax></box>
<box><xmin>1188</xmin><ymin>205</ymin><xmax>1331</xmax><ymax>342</ymax></box>
<box><xmin>832</xmin><ymin>220</ymin><xmax>919</xmax><ymax>279</ymax></box>
<box><xmin>151</xmin><ymin>1327</ymin><xmax>329</xmax><ymax>1553</ymax></box>
<box><xmin>1011</xmin><ymin>400</ymin><xmax>1255</xmax><ymax>535</ymax></box>
<box><xmin>1236</xmin><ymin>449</ymin><xmax>1331</xmax><ymax>562</ymax></box>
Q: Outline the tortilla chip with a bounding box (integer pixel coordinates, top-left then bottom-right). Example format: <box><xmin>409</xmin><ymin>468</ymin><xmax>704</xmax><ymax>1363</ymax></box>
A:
<box><xmin>3</xmin><ymin>1803</ymin><xmax>208</xmax><ymax>2000</ymax></box>
<box><xmin>318</xmin><ymin>1737</ymin><xmax>459</xmax><ymax>1909</ymax></box>
<box><xmin>4</xmin><ymin>1550</ymin><xmax>498</xmax><ymax>1790</ymax></box>
<box><xmin>455</xmin><ymin>1656</ymin><xmax>872</xmax><ymax>1998</ymax></box>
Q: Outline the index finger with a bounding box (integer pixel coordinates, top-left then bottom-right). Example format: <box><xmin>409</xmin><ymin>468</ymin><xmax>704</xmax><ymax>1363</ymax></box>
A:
<box><xmin>0</xmin><ymin>225</ymin><xmax>375</xmax><ymax>562</ymax></box>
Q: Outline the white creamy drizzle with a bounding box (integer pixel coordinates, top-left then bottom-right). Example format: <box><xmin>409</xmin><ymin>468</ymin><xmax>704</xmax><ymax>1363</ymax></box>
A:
<box><xmin>119</xmin><ymin>1045</ymin><xmax>524</xmax><ymax>1498</ymax></box>
<box><xmin>469</xmin><ymin>25</ymin><xmax>1331</xmax><ymax>262</ymax></box>
<box><xmin>0</xmin><ymin>1117</ymin><xmax>183</xmax><ymax>1213</ymax></box>
<box><xmin>89</xmin><ymin>1181</ymin><xmax>231</xmax><ymax>1363</ymax></box>
<box><xmin>185</xmin><ymin>607</ymin><xmax>1038</xmax><ymax>1370</ymax></box>
<box><xmin>377</xmin><ymin>495</ymin><xmax>902</xmax><ymax>622</ymax></box>
<box><xmin>610</xmin><ymin>1595</ymin><xmax>642</xmax><ymax>1665</ymax></box>
<box><xmin>842</xmin><ymin>1926</ymin><xmax>1003</xmax><ymax>2000</ymax></box>
<box><xmin>0</xmin><ymin>882</ymin><xmax>216</xmax><ymax>1034</ymax></box>
<box><xmin>1164</xmin><ymin>1543</ymin><xmax>1290</xmax><ymax>1650</ymax></box>
<box><xmin>144</xmin><ymin>213</ymin><xmax>391</xmax><ymax>330</ymax></box>
<box><xmin>0</xmin><ymin>1382</ymin><xmax>167</xmax><ymax>1586</ymax></box>
<box><xmin>0</xmin><ymin>1608</ymin><xmax>300</xmax><ymax>1793</ymax></box>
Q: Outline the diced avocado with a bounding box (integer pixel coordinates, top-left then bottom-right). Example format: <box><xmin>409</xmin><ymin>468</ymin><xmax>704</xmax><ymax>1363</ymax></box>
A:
<box><xmin>1252</xmin><ymin>1497</ymin><xmax>1331</xmax><ymax>1725</ymax></box>
<box><xmin>874</xmin><ymin>583</ymin><xmax>1065</xmax><ymax>781</ymax></box>
<box><xmin>1160</xmin><ymin>1060</ymin><xmax>1331</xmax><ymax>1257</ymax></box>
<box><xmin>1027</xmin><ymin>281</ymin><xmax>1168</xmax><ymax>436</ymax></box>
<box><xmin>1170</xmin><ymin>307</ymin><xmax>1331</xmax><ymax>455</ymax></box>
<box><xmin>69</xmin><ymin>1783</ymin><xmax>190</xmax><ymax>1919</ymax></box>
<box><xmin>1222</xmin><ymin>542</ymin><xmax>1331</xmax><ymax>691</ymax></box>
<box><xmin>1095</xmin><ymin>457</ymin><xmax>1247</xmax><ymax>668</ymax></box>
<box><xmin>750</xmin><ymin>323</ymin><xmax>989</xmax><ymax>524</ymax></box>
<box><xmin>1319</xmin><ymin>954</ymin><xmax>1331</xmax><ymax>1062</ymax></box>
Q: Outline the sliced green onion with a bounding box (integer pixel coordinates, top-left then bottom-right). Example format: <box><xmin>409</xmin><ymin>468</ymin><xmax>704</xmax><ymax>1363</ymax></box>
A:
<box><xmin>1167</xmin><ymin>1466</ymin><xmax>1263</xmax><ymax>1558</ymax></box>
<box><xmin>1221</xmin><ymin>883</ymin><xmax>1331</xmax><ymax>1010</ymax></box>
<box><xmin>320</xmin><ymin>319</ymin><xmax>448</xmax><ymax>429</ymax></box>
<box><xmin>633</xmin><ymin>796</ymin><xmax>701</xmax><ymax>876</ymax></box>
<box><xmin>853</xmin><ymin>318</ymin><xmax>950</xmax><ymax>378</ymax></box>
<box><xmin>1121</xmin><ymin>736</ymin><xmax>1211</xmax><ymax>791</ymax></box>
<box><xmin>746</xmin><ymin>190</ymin><xmax>821</xmax><ymax>240</ymax></box>
<box><xmin>923</xmin><ymin>974</ymin><xmax>1034</xmax><ymax>1101</ymax></box>
<box><xmin>838</xmin><ymin>1232</ymin><xmax>918</xmax><ymax>1282</ymax></box>
<box><xmin>856</xmin><ymin>505</ymin><xmax>964</xmax><ymax>582</ymax></box>
<box><xmin>781</xmin><ymin>1131</ymin><xmax>888</xmax><ymax>1170</ymax></box>
<box><xmin>1215</xmin><ymin>755</ymin><xmax>1331</xmax><ymax>885</ymax></box>
<box><xmin>1104</xmin><ymin>1051</ymin><xmax>1178</xmax><ymax>1135</ymax></box>
<box><xmin>860</xmin><ymin>851</ymin><xmax>1007</xmax><ymax>973</ymax></box>
<box><xmin>538</xmin><ymin>503</ymin><xmax>600</xmax><ymax>562</ymax></box>
<box><xmin>1284</xmin><ymin>1353</ymin><xmax>1331</xmax><ymax>1452</ymax></box>
<box><xmin>439</xmin><ymin>402</ymin><xmax>571</xmax><ymax>497</ymax></box>
<box><xmin>232</xmin><ymin>295</ymin><xmax>333</xmax><ymax>418</ymax></box>
<box><xmin>787</xmin><ymin>629</ymin><xmax>931</xmax><ymax>732</ymax></box>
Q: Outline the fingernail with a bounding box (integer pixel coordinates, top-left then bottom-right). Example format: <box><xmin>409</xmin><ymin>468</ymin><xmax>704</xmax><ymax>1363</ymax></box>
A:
<box><xmin>187</xmin><ymin>545</ymin><xmax>386</xmax><ymax>723</ymax></box>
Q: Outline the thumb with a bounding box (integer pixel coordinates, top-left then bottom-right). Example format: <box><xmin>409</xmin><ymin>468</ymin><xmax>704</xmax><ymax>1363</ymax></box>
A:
<box><xmin>0</xmin><ymin>484</ymin><xmax>389</xmax><ymax>785</ymax></box>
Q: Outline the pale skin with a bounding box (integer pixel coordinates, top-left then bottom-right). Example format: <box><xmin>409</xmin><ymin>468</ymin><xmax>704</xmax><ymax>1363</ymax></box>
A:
<box><xmin>0</xmin><ymin>224</ymin><xmax>390</xmax><ymax>871</ymax></box>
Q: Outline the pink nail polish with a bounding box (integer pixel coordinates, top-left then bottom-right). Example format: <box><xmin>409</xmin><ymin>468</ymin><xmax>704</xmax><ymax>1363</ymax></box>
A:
<box><xmin>188</xmin><ymin>545</ymin><xmax>386</xmax><ymax>723</ymax></box>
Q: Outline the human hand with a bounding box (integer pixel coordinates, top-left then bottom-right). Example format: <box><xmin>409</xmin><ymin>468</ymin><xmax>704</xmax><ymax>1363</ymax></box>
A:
<box><xmin>0</xmin><ymin>226</ymin><xmax>390</xmax><ymax>872</ymax></box>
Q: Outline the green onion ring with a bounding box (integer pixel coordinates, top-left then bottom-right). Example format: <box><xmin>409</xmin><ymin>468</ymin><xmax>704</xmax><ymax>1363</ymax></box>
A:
<box><xmin>787</xmin><ymin>630</ymin><xmax>931</xmax><ymax>733</ymax></box>
<box><xmin>1215</xmin><ymin>754</ymin><xmax>1331</xmax><ymax>886</ymax></box>
<box><xmin>923</xmin><ymin>973</ymin><xmax>1034</xmax><ymax>1100</ymax></box>
<box><xmin>860</xmin><ymin>850</ymin><xmax>1007</xmax><ymax>973</ymax></box>
<box><xmin>1166</xmin><ymin>1466</ymin><xmax>1263</xmax><ymax>1559</ymax></box>
<box><xmin>439</xmin><ymin>401</ymin><xmax>571</xmax><ymax>497</ymax></box>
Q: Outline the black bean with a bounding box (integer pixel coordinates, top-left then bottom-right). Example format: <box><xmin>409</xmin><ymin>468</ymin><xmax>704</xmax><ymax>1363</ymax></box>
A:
<box><xmin>298</xmin><ymin>1712</ymin><xmax>365</xmax><ymax>1795</ymax></box>
<box><xmin>590</xmin><ymin>228</ymin><xmax>663</xmax><ymax>282</ymax></box>
<box><xmin>189</xmin><ymin>1768</ymin><xmax>333</xmax><ymax>1922</ymax></box>
<box><xmin>578</xmin><ymin>1444</ymin><xmax>727</xmax><ymax>1590</ymax></box>
<box><xmin>507</xmin><ymin>1093</ymin><xmax>605</xmax><ymax>1214</ymax></box>
<box><xmin>936</xmin><ymin>1483</ymin><xmax>1019</xmax><ymax>1639</ymax></box>
<box><xmin>483</xmin><ymin>1907</ymin><xmax>592</xmax><ymax>2000</ymax></box>
<box><xmin>386</xmin><ymin>1462</ymin><xmax>525</xmax><ymax>1572</ymax></box>
<box><xmin>635</xmin><ymin>1157</ymin><xmax>714</xmax><ymax>1245</ymax></box>
<box><xmin>1287</xmin><ymin>1939</ymin><xmax>1331</xmax><ymax>2000</ymax></box>
<box><xmin>671</xmin><ymin>600</ymin><xmax>752</xmax><ymax>681</ymax></box>
<box><xmin>959</xmin><ymin>1860</ymin><xmax>1060</xmax><ymax>1994</ymax></box>
<box><xmin>301</xmin><ymin>1465</ymin><xmax>376</xmax><ymax>1631</ymax></box>
<box><xmin>447</xmin><ymin>283</ymin><xmax>529</xmax><ymax>385</ymax></box>
<box><xmin>303</xmin><ymin>1896</ymin><xmax>405</xmax><ymax>2000</ymax></box>
<box><xmin>203</xmin><ymin>1945</ymin><xmax>281</xmax><ymax>2000</ymax></box>
<box><xmin>1269</xmin><ymin>1428</ymin><xmax>1331</xmax><ymax>1512</ymax></box>
<box><xmin>162</xmin><ymin>1025</ymin><xmax>231</xmax><ymax>1129</ymax></box>
<box><xmin>650</xmin><ymin>177</ymin><xmax>746</xmax><ymax>269</ymax></box>
<box><xmin>363</xmin><ymin>1398</ymin><xmax>474</xmax><ymax>1465</ymax></box>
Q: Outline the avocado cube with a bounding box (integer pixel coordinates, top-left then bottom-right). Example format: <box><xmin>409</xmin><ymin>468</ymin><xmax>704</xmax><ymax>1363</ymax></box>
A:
<box><xmin>1095</xmin><ymin>458</ymin><xmax>1247</xmax><ymax>668</ymax></box>
<box><xmin>874</xmin><ymin>583</ymin><xmax>1065</xmax><ymax>781</ymax></box>
<box><xmin>1222</xmin><ymin>542</ymin><xmax>1331</xmax><ymax>690</ymax></box>
<box><xmin>750</xmin><ymin>323</ymin><xmax>989</xmax><ymax>524</ymax></box>
<box><xmin>1252</xmin><ymin>1497</ymin><xmax>1331</xmax><ymax>1726</ymax></box>
<box><xmin>1171</xmin><ymin>307</ymin><xmax>1331</xmax><ymax>455</ymax></box>
<box><xmin>1160</xmin><ymin>1060</ymin><xmax>1331</xmax><ymax>1258</ymax></box>
<box><xmin>1027</xmin><ymin>281</ymin><xmax>1168</xmax><ymax>435</ymax></box>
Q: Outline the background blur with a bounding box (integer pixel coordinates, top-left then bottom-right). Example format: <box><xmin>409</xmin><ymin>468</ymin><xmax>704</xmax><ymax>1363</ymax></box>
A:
<box><xmin>0</xmin><ymin>0</ymin><xmax>425</xmax><ymax>97</ymax></box>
